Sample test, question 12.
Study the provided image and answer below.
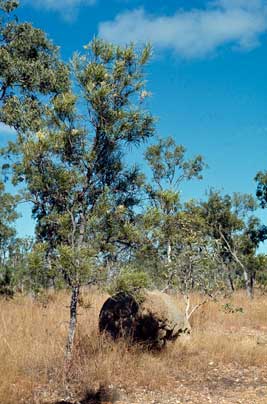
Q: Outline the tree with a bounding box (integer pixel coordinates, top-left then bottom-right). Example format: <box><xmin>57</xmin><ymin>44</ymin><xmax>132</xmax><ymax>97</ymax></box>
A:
<box><xmin>0</xmin><ymin>0</ymin><xmax>69</xmax><ymax>285</ymax></box>
<box><xmin>0</xmin><ymin>0</ymin><xmax>69</xmax><ymax>293</ymax></box>
<box><xmin>142</xmin><ymin>136</ymin><xmax>205</xmax><ymax>288</ymax></box>
<box><xmin>0</xmin><ymin>0</ymin><xmax>69</xmax><ymax>132</ymax></box>
<box><xmin>237</xmin><ymin>216</ymin><xmax>267</xmax><ymax>296</ymax></box>
<box><xmin>253</xmin><ymin>254</ymin><xmax>267</xmax><ymax>291</ymax></box>
<box><xmin>0</xmin><ymin>180</ymin><xmax>19</xmax><ymax>294</ymax></box>
<box><xmin>255</xmin><ymin>171</ymin><xmax>267</xmax><ymax>208</ymax></box>
<box><xmin>11</xmin><ymin>39</ymin><xmax>154</xmax><ymax>358</ymax></box>
<box><xmin>200</xmin><ymin>190</ymin><xmax>265</xmax><ymax>298</ymax></box>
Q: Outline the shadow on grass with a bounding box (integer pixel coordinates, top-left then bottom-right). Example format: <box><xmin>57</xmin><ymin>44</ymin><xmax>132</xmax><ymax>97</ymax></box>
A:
<box><xmin>54</xmin><ymin>384</ymin><xmax>119</xmax><ymax>404</ymax></box>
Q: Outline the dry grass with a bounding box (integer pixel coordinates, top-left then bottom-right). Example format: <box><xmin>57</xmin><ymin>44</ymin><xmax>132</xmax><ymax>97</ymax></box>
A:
<box><xmin>1</xmin><ymin>289</ymin><xmax>267</xmax><ymax>403</ymax></box>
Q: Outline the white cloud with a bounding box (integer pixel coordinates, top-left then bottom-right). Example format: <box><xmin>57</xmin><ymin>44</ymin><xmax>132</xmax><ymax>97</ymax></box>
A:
<box><xmin>0</xmin><ymin>123</ymin><xmax>16</xmax><ymax>136</ymax></box>
<box><xmin>25</xmin><ymin>0</ymin><xmax>96</xmax><ymax>21</ymax></box>
<box><xmin>98</xmin><ymin>0</ymin><xmax>267</xmax><ymax>58</ymax></box>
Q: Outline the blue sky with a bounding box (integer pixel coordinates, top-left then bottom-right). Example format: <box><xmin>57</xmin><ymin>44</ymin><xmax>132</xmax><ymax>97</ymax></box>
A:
<box><xmin>1</xmin><ymin>0</ymin><xmax>267</xmax><ymax>242</ymax></box>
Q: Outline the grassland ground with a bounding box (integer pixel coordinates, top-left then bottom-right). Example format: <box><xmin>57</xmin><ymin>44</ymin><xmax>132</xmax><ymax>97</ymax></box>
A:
<box><xmin>1</xmin><ymin>290</ymin><xmax>267</xmax><ymax>403</ymax></box>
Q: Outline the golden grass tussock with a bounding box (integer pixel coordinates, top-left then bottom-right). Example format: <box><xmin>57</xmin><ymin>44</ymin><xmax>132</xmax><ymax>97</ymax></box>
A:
<box><xmin>1</xmin><ymin>289</ymin><xmax>267</xmax><ymax>403</ymax></box>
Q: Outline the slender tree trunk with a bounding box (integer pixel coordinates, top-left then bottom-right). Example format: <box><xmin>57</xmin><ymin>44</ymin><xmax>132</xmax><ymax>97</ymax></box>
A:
<box><xmin>249</xmin><ymin>274</ymin><xmax>254</xmax><ymax>299</ymax></box>
<box><xmin>227</xmin><ymin>273</ymin><xmax>235</xmax><ymax>293</ymax></box>
<box><xmin>65</xmin><ymin>213</ymin><xmax>84</xmax><ymax>360</ymax></box>
<box><xmin>106</xmin><ymin>256</ymin><xmax>117</xmax><ymax>283</ymax></box>
<box><xmin>251</xmin><ymin>272</ymin><xmax>255</xmax><ymax>297</ymax></box>
<box><xmin>222</xmin><ymin>262</ymin><xmax>234</xmax><ymax>293</ymax></box>
<box><xmin>46</xmin><ymin>256</ymin><xmax>55</xmax><ymax>290</ymax></box>
<box><xmin>225</xmin><ymin>265</ymin><xmax>235</xmax><ymax>293</ymax></box>
<box><xmin>167</xmin><ymin>240</ymin><xmax>172</xmax><ymax>264</ymax></box>
<box><xmin>65</xmin><ymin>285</ymin><xmax>80</xmax><ymax>360</ymax></box>
<box><xmin>218</xmin><ymin>231</ymin><xmax>253</xmax><ymax>299</ymax></box>
<box><xmin>242</xmin><ymin>267</ymin><xmax>254</xmax><ymax>299</ymax></box>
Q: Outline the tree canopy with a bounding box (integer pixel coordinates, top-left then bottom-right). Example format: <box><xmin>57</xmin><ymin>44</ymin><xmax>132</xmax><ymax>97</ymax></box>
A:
<box><xmin>0</xmin><ymin>0</ymin><xmax>267</xmax><ymax>359</ymax></box>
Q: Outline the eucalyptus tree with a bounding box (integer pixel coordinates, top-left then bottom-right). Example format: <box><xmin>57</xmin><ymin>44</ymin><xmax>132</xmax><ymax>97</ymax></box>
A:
<box><xmin>237</xmin><ymin>216</ymin><xmax>267</xmax><ymax>296</ymax></box>
<box><xmin>201</xmin><ymin>190</ymin><xmax>265</xmax><ymax>298</ymax></box>
<box><xmin>255</xmin><ymin>171</ymin><xmax>267</xmax><ymax>208</ymax></box>
<box><xmin>13</xmin><ymin>39</ymin><xmax>154</xmax><ymax>357</ymax></box>
<box><xmin>143</xmin><ymin>136</ymin><xmax>205</xmax><ymax>280</ymax></box>
<box><xmin>0</xmin><ymin>180</ymin><xmax>19</xmax><ymax>292</ymax></box>
<box><xmin>0</xmin><ymin>180</ymin><xmax>18</xmax><ymax>260</ymax></box>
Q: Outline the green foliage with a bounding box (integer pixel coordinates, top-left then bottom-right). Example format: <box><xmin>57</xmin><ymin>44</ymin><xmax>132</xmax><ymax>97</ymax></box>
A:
<box><xmin>0</xmin><ymin>0</ymin><xmax>18</xmax><ymax>13</ymax></box>
<box><xmin>144</xmin><ymin>137</ymin><xmax>206</xmax><ymax>262</ymax></box>
<box><xmin>200</xmin><ymin>190</ymin><xmax>261</xmax><ymax>262</ymax></box>
<box><xmin>199</xmin><ymin>190</ymin><xmax>267</xmax><ymax>296</ymax></box>
<box><xmin>0</xmin><ymin>2</ymin><xmax>69</xmax><ymax>132</ymax></box>
<box><xmin>222</xmin><ymin>303</ymin><xmax>244</xmax><ymax>314</ymax></box>
<box><xmin>73</xmin><ymin>38</ymin><xmax>154</xmax><ymax>145</ymax></box>
<box><xmin>0</xmin><ymin>181</ymin><xmax>20</xmax><ymax>295</ymax></box>
<box><xmin>255</xmin><ymin>171</ymin><xmax>267</xmax><ymax>208</ymax></box>
<box><xmin>145</xmin><ymin>136</ymin><xmax>205</xmax><ymax>192</ymax></box>
<box><xmin>3</xmin><ymin>38</ymin><xmax>154</xmax><ymax>292</ymax></box>
<box><xmin>0</xmin><ymin>0</ymin><xmax>71</xmax><ymax>292</ymax></box>
<box><xmin>252</xmin><ymin>254</ymin><xmax>267</xmax><ymax>289</ymax></box>
<box><xmin>27</xmin><ymin>243</ymin><xmax>53</xmax><ymax>292</ymax></box>
<box><xmin>56</xmin><ymin>244</ymin><xmax>97</xmax><ymax>286</ymax></box>
<box><xmin>0</xmin><ymin>181</ymin><xmax>18</xmax><ymax>249</ymax></box>
<box><xmin>107</xmin><ymin>268</ymin><xmax>150</xmax><ymax>302</ymax></box>
<box><xmin>0</xmin><ymin>3</ymin><xmax>264</xmax><ymax>301</ymax></box>
<box><xmin>201</xmin><ymin>191</ymin><xmax>243</xmax><ymax>240</ymax></box>
<box><xmin>135</xmin><ymin>136</ymin><xmax>208</xmax><ymax>292</ymax></box>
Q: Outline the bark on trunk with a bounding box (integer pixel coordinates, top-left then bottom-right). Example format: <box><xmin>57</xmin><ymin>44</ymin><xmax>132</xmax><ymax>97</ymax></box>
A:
<box><xmin>243</xmin><ymin>267</ymin><xmax>254</xmax><ymax>300</ymax></box>
<box><xmin>227</xmin><ymin>273</ymin><xmax>235</xmax><ymax>293</ymax></box>
<box><xmin>222</xmin><ymin>262</ymin><xmax>234</xmax><ymax>293</ymax></box>
<box><xmin>65</xmin><ymin>285</ymin><xmax>80</xmax><ymax>360</ymax></box>
<box><xmin>167</xmin><ymin>240</ymin><xmax>172</xmax><ymax>264</ymax></box>
<box><xmin>218</xmin><ymin>231</ymin><xmax>253</xmax><ymax>299</ymax></box>
<box><xmin>249</xmin><ymin>274</ymin><xmax>254</xmax><ymax>299</ymax></box>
